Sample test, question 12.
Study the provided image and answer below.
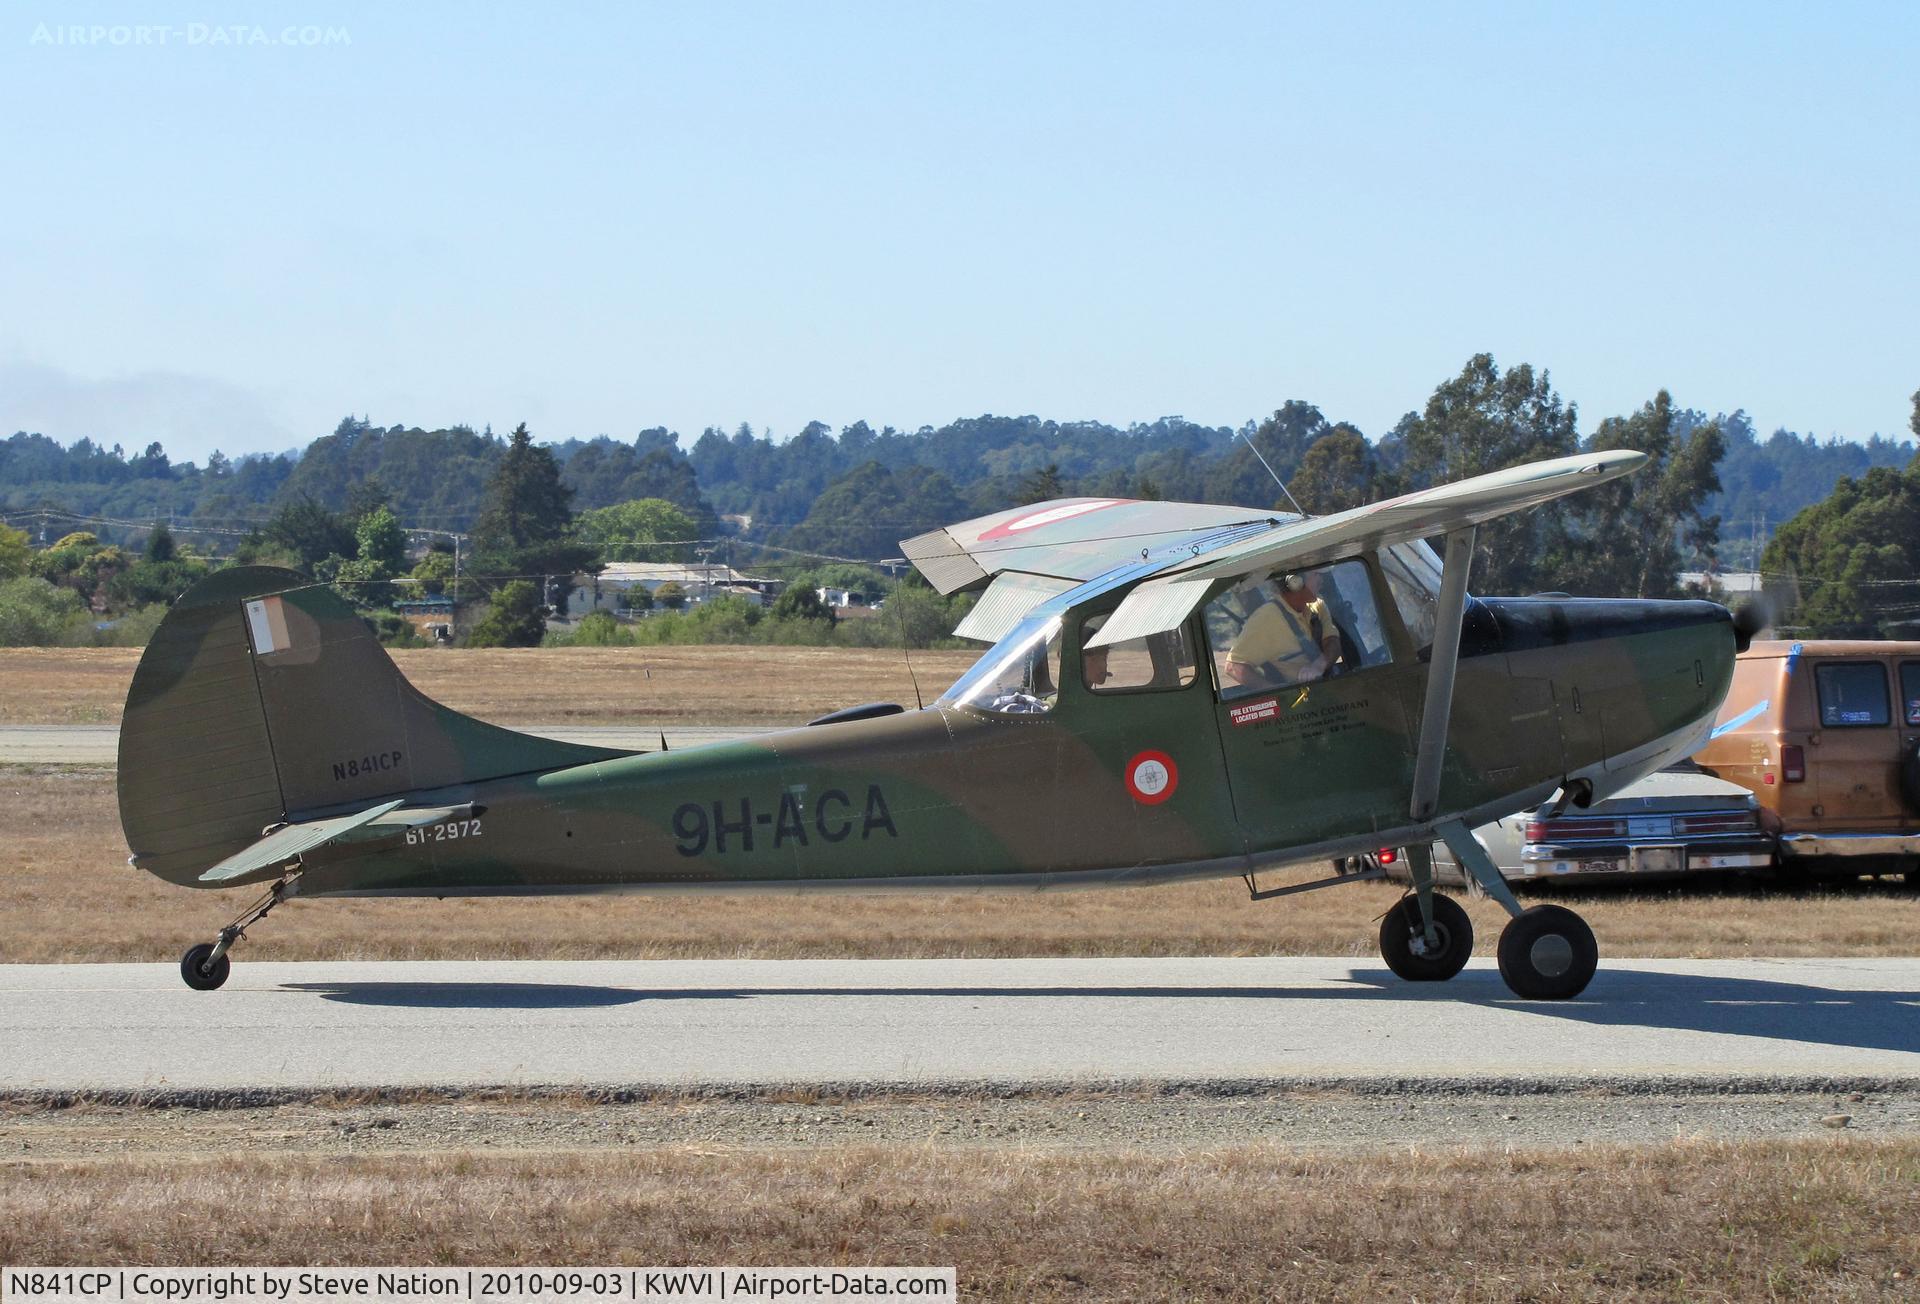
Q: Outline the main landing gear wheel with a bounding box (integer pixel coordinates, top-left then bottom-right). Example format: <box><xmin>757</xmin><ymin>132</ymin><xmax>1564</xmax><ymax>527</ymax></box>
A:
<box><xmin>180</xmin><ymin>942</ymin><xmax>231</xmax><ymax>991</ymax></box>
<box><xmin>1496</xmin><ymin>905</ymin><xmax>1597</xmax><ymax>1000</ymax></box>
<box><xmin>1379</xmin><ymin>893</ymin><xmax>1473</xmax><ymax>982</ymax></box>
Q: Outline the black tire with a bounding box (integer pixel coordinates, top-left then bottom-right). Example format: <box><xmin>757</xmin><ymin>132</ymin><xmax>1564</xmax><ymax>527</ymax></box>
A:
<box><xmin>1379</xmin><ymin>893</ymin><xmax>1474</xmax><ymax>982</ymax></box>
<box><xmin>1496</xmin><ymin>905</ymin><xmax>1598</xmax><ymax>1000</ymax></box>
<box><xmin>180</xmin><ymin>942</ymin><xmax>230</xmax><ymax>991</ymax></box>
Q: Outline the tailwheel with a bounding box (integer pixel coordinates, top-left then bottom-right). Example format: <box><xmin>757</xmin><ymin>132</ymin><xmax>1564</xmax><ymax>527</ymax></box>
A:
<box><xmin>176</xmin><ymin>875</ymin><xmax>295</xmax><ymax>991</ymax></box>
<box><xmin>1496</xmin><ymin>904</ymin><xmax>1597</xmax><ymax>1000</ymax></box>
<box><xmin>180</xmin><ymin>942</ymin><xmax>231</xmax><ymax>991</ymax></box>
<box><xmin>1379</xmin><ymin>893</ymin><xmax>1473</xmax><ymax>982</ymax></box>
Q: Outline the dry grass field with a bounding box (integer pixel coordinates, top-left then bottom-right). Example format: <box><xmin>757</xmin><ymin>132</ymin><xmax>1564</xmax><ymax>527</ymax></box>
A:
<box><xmin>2</xmin><ymin>1139</ymin><xmax>1914</xmax><ymax>1298</ymax></box>
<box><xmin>4</xmin><ymin>766</ymin><xmax>1916</xmax><ymax>963</ymax></box>
<box><xmin>0</xmin><ymin>646</ymin><xmax>979</xmax><ymax>727</ymax></box>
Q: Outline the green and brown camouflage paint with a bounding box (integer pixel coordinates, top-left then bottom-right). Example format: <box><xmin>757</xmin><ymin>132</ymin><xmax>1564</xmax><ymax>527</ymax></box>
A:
<box><xmin>118</xmin><ymin>556</ymin><xmax>1736</xmax><ymax>901</ymax></box>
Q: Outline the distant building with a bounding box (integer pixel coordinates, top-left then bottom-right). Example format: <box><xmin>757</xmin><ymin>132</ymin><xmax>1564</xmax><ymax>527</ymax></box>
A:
<box><xmin>567</xmin><ymin>562</ymin><xmax>779</xmax><ymax>617</ymax></box>
<box><xmin>394</xmin><ymin>595</ymin><xmax>459</xmax><ymax>643</ymax></box>
<box><xmin>1679</xmin><ymin>570</ymin><xmax>1763</xmax><ymax>597</ymax></box>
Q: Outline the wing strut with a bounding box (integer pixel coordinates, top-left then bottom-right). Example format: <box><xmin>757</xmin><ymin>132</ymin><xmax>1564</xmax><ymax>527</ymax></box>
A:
<box><xmin>1408</xmin><ymin>527</ymin><xmax>1475</xmax><ymax>823</ymax></box>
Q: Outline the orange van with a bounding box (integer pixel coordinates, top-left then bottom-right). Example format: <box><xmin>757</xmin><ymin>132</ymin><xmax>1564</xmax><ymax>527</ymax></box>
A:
<box><xmin>1693</xmin><ymin>640</ymin><xmax>1920</xmax><ymax>882</ymax></box>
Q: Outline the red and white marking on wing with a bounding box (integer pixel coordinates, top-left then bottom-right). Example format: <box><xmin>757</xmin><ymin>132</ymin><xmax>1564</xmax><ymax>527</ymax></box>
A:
<box><xmin>978</xmin><ymin>499</ymin><xmax>1131</xmax><ymax>541</ymax></box>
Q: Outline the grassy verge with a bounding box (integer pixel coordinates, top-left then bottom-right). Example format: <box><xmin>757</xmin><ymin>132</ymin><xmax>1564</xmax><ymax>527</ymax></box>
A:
<box><xmin>1</xmin><ymin>1140</ymin><xmax>1914</xmax><ymax>1299</ymax></box>
<box><xmin>0</xmin><ymin>646</ymin><xmax>978</xmax><ymax>727</ymax></box>
<box><xmin>3</xmin><ymin>767</ymin><xmax>1918</xmax><ymax>962</ymax></box>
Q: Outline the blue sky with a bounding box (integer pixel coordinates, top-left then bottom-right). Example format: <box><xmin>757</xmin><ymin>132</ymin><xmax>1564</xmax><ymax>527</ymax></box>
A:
<box><xmin>2</xmin><ymin>1</ymin><xmax>1916</xmax><ymax>464</ymax></box>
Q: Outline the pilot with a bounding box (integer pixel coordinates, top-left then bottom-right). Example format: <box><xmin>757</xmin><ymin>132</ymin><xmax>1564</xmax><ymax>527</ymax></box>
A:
<box><xmin>1082</xmin><ymin>643</ymin><xmax>1111</xmax><ymax>690</ymax></box>
<box><xmin>1224</xmin><ymin>571</ymin><xmax>1341</xmax><ymax>690</ymax></box>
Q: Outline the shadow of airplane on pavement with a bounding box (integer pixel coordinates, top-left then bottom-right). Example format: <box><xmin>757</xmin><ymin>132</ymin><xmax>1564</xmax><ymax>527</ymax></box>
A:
<box><xmin>282</xmin><ymin>967</ymin><xmax>1920</xmax><ymax>1058</ymax></box>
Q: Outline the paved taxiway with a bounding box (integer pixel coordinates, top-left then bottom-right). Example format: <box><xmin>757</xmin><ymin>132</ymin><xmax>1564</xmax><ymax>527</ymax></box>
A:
<box><xmin>3</xmin><ymin>957</ymin><xmax>1916</xmax><ymax>1094</ymax></box>
<box><xmin>0</xmin><ymin>723</ymin><xmax>771</xmax><ymax>764</ymax></box>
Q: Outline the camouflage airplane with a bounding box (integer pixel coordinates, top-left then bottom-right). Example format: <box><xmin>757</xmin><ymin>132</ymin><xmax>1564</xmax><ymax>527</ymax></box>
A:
<box><xmin>121</xmin><ymin>450</ymin><xmax>1752</xmax><ymax>1000</ymax></box>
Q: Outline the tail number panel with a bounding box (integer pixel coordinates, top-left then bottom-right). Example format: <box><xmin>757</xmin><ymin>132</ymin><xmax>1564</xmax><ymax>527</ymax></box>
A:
<box><xmin>672</xmin><ymin>787</ymin><xmax>897</xmax><ymax>857</ymax></box>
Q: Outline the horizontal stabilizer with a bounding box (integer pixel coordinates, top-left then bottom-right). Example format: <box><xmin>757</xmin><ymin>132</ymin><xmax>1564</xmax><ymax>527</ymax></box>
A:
<box><xmin>120</xmin><ymin>566</ymin><xmax>631</xmax><ymax>888</ymax></box>
<box><xmin>198</xmin><ymin>799</ymin><xmax>404</xmax><ymax>882</ymax></box>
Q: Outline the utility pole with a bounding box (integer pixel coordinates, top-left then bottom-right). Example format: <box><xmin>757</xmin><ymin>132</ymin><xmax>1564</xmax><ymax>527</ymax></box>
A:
<box><xmin>406</xmin><ymin>528</ymin><xmax>466</xmax><ymax>609</ymax></box>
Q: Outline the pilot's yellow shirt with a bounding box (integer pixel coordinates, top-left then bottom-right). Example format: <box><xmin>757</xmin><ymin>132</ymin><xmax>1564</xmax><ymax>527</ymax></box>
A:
<box><xmin>1227</xmin><ymin>596</ymin><xmax>1330</xmax><ymax>670</ymax></box>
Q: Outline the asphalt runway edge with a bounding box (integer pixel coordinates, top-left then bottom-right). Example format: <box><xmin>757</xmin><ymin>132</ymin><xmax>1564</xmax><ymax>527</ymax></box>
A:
<box><xmin>8</xmin><ymin>1074</ymin><xmax>1920</xmax><ymax>1112</ymax></box>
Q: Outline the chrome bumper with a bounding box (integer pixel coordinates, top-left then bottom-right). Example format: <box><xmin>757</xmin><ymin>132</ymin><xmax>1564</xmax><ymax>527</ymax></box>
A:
<box><xmin>1779</xmin><ymin>833</ymin><xmax>1920</xmax><ymax>858</ymax></box>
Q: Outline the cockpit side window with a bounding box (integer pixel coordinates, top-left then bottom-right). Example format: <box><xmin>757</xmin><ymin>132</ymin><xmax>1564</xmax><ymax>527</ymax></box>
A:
<box><xmin>1204</xmin><ymin>559</ymin><xmax>1392</xmax><ymax>700</ymax></box>
<box><xmin>939</xmin><ymin>616</ymin><xmax>1063</xmax><ymax>715</ymax></box>
<box><xmin>1080</xmin><ymin>613</ymin><xmax>1197</xmax><ymax>694</ymax></box>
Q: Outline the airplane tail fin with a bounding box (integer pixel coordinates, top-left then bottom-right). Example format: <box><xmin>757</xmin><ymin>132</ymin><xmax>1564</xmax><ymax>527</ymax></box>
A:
<box><xmin>118</xmin><ymin>566</ymin><xmax>630</xmax><ymax>887</ymax></box>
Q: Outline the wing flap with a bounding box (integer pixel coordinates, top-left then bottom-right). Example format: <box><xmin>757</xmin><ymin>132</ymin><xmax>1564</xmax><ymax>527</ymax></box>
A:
<box><xmin>899</xmin><ymin>527</ymin><xmax>990</xmax><ymax>595</ymax></box>
<box><xmin>1085</xmin><ymin>577</ymin><xmax>1215</xmax><ymax>649</ymax></box>
<box><xmin>952</xmin><ymin>572</ymin><xmax>1078</xmax><ymax>643</ymax></box>
<box><xmin>198</xmin><ymin>799</ymin><xmax>405</xmax><ymax>882</ymax></box>
<box><xmin>902</xmin><ymin>499</ymin><xmax>1274</xmax><ymax>595</ymax></box>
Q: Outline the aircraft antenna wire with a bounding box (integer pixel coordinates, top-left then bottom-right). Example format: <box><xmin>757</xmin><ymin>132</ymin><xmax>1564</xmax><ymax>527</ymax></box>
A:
<box><xmin>1235</xmin><ymin>429</ymin><xmax>1308</xmax><ymax>517</ymax></box>
<box><xmin>894</xmin><ymin>595</ymin><xmax>925</xmax><ymax>711</ymax></box>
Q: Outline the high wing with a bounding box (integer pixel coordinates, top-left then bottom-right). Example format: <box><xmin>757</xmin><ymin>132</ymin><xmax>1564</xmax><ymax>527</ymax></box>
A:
<box><xmin>902</xmin><ymin>452</ymin><xmax>1647</xmax><ymax>648</ymax></box>
<box><xmin>1084</xmin><ymin>450</ymin><xmax>1647</xmax><ymax>647</ymax></box>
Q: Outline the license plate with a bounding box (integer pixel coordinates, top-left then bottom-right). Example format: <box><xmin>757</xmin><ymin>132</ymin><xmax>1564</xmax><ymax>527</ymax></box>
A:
<box><xmin>1627</xmin><ymin>816</ymin><xmax>1674</xmax><ymax>838</ymax></box>
<box><xmin>1632</xmin><ymin>845</ymin><xmax>1683</xmax><ymax>873</ymax></box>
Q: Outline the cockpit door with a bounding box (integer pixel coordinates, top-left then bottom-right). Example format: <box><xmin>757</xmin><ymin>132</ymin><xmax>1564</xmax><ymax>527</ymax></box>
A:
<box><xmin>1051</xmin><ymin>610</ymin><xmax>1241</xmax><ymax>868</ymax></box>
<box><xmin>1201</xmin><ymin>558</ymin><xmax>1420</xmax><ymax>853</ymax></box>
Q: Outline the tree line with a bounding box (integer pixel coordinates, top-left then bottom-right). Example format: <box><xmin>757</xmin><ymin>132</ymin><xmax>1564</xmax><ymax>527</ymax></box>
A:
<box><xmin>1759</xmin><ymin>390</ymin><xmax>1920</xmax><ymax>637</ymax></box>
<box><xmin>4</xmin><ymin>357</ymin><xmax>1911</xmax><ymax>558</ymax></box>
<box><xmin>4</xmin><ymin>357</ymin><xmax>1917</xmax><ymax>645</ymax></box>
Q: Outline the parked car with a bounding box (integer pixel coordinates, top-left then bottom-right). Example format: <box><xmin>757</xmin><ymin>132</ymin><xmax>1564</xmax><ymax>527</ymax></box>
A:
<box><xmin>1693</xmin><ymin>640</ymin><xmax>1920</xmax><ymax>884</ymax></box>
<box><xmin>1375</xmin><ymin>767</ymin><xmax>1775</xmax><ymax>888</ymax></box>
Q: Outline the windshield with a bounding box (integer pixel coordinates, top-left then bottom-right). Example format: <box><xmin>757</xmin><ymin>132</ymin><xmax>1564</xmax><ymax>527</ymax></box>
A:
<box><xmin>937</xmin><ymin>614</ymin><xmax>1064</xmax><ymax>714</ymax></box>
<box><xmin>1380</xmin><ymin>540</ymin><xmax>1445</xmax><ymax>653</ymax></box>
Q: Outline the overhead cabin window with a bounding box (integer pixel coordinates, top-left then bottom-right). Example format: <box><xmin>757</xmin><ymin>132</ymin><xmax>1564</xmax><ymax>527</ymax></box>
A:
<box><xmin>1205</xmin><ymin>559</ymin><xmax>1392</xmax><ymax>700</ymax></box>
<box><xmin>1380</xmin><ymin>541</ymin><xmax>1443</xmax><ymax>654</ymax></box>
<box><xmin>1815</xmin><ymin>662</ymin><xmax>1890</xmax><ymax>728</ymax></box>
<box><xmin>938</xmin><ymin>615</ymin><xmax>1064</xmax><ymax>715</ymax></box>
<box><xmin>1903</xmin><ymin>663</ymin><xmax>1920</xmax><ymax>727</ymax></box>
<box><xmin>1080</xmin><ymin>612</ymin><xmax>1197</xmax><ymax>694</ymax></box>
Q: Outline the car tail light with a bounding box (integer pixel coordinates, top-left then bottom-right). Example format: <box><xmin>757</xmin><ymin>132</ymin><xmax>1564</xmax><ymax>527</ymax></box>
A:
<box><xmin>1674</xmin><ymin>811</ymin><xmax>1759</xmax><ymax>835</ymax></box>
<box><xmin>1377</xmin><ymin>848</ymin><xmax>1397</xmax><ymax>865</ymax></box>
<box><xmin>1782</xmin><ymin>745</ymin><xmax>1805</xmax><ymax>783</ymax></box>
<box><xmin>1525</xmin><ymin>816</ymin><xmax>1626</xmax><ymax>841</ymax></box>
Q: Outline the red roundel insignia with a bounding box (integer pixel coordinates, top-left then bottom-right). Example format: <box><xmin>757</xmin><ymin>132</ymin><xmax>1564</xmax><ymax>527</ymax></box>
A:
<box><xmin>1125</xmin><ymin>750</ymin><xmax>1178</xmax><ymax>805</ymax></box>
<box><xmin>978</xmin><ymin>498</ymin><xmax>1128</xmax><ymax>541</ymax></box>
